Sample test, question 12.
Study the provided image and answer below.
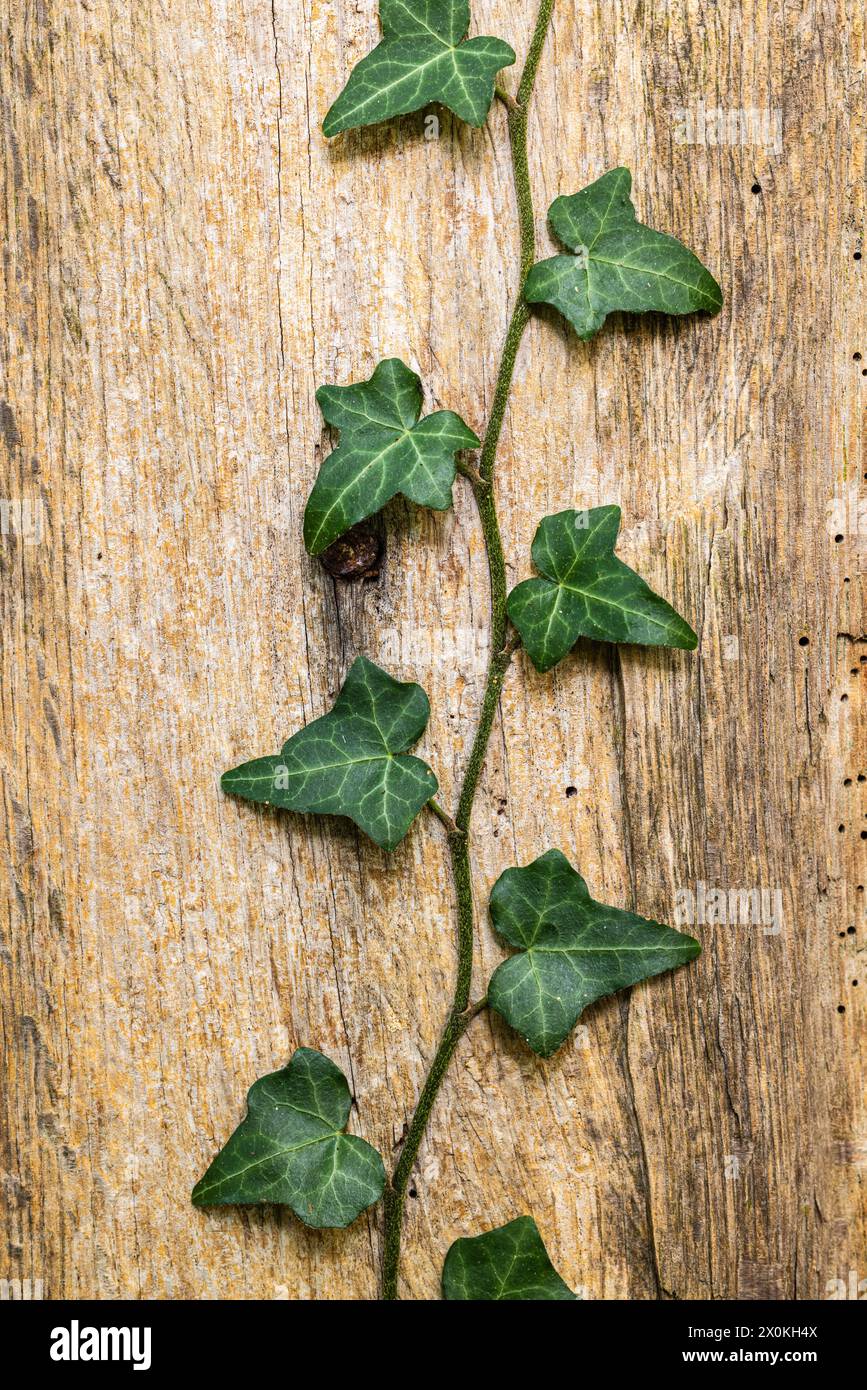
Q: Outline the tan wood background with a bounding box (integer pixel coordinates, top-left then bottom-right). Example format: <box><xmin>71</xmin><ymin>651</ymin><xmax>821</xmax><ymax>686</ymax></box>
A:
<box><xmin>1</xmin><ymin>0</ymin><xmax>865</xmax><ymax>1301</ymax></box>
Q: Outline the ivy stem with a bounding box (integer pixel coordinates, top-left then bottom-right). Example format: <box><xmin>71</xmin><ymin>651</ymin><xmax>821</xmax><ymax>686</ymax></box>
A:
<box><xmin>380</xmin><ymin>0</ymin><xmax>553</xmax><ymax>1301</ymax></box>
<box><xmin>455</xmin><ymin>457</ymin><xmax>490</xmax><ymax>491</ymax></box>
<box><xmin>427</xmin><ymin>798</ymin><xmax>463</xmax><ymax>837</ymax></box>
<box><xmin>495</xmin><ymin>82</ymin><xmax>520</xmax><ymax>112</ymax></box>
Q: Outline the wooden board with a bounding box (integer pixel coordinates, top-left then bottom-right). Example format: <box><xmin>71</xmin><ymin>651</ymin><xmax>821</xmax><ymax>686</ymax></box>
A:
<box><xmin>1</xmin><ymin>0</ymin><xmax>864</xmax><ymax>1300</ymax></box>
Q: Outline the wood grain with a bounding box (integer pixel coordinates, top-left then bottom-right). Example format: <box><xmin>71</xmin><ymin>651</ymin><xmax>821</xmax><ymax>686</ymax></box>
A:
<box><xmin>1</xmin><ymin>0</ymin><xmax>864</xmax><ymax>1300</ymax></box>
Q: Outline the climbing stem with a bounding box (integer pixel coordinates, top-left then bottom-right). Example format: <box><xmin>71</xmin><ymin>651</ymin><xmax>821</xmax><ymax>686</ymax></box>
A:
<box><xmin>380</xmin><ymin>0</ymin><xmax>553</xmax><ymax>1301</ymax></box>
<box><xmin>479</xmin><ymin>0</ymin><xmax>552</xmax><ymax>486</ymax></box>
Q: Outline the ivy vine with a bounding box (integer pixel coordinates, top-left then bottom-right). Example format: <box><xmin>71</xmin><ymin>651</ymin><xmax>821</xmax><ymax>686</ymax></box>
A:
<box><xmin>194</xmin><ymin>0</ymin><xmax>721</xmax><ymax>1301</ymax></box>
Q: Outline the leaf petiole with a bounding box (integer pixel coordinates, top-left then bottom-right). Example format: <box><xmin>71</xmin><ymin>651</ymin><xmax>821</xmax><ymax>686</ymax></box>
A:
<box><xmin>455</xmin><ymin>458</ymin><xmax>490</xmax><ymax>491</ymax></box>
<box><xmin>460</xmin><ymin>996</ymin><xmax>489</xmax><ymax>1023</ymax></box>
<box><xmin>495</xmin><ymin>82</ymin><xmax>520</xmax><ymax>112</ymax></box>
<box><xmin>427</xmin><ymin>798</ymin><xmax>464</xmax><ymax>837</ymax></box>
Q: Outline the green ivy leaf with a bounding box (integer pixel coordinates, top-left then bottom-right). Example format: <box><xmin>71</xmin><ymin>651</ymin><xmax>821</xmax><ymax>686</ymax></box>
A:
<box><xmin>524</xmin><ymin>168</ymin><xmax>722</xmax><ymax>339</ymax></box>
<box><xmin>221</xmin><ymin>656</ymin><xmax>438</xmax><ymax>851</ymax></box>
<box><xmin>192</xmin><ymin>1048</ymin><xmax>386</xmax><ymax>1228</ymax></box>
<box><xmin>488</xmin><ymin>849</ymin><xmax>701</xmax><ymax>1056</ymax></box>
<box><xmin>507</xmin><ymin>506</ymin><xmax>697</xmax><ymax>673</ymax></box>
<box><xmin>304</xmin><ymin>358</ymin><xmax>479</xmax><ymax>556</ymax></box>
<box><xmin>442</xmin><ymin>1216</ymin><xmax>578</xmax><ymax>1300</ymax></box>
<box><xmin>323</xmin><ymin>0</ymin><xmax>516</xmax><ymax>137</ymax></box>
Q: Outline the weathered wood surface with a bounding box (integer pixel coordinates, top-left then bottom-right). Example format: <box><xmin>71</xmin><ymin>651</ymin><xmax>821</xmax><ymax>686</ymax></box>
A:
<box><xmin>1</xmin><ymin>0</ymin><xmax>864</xmax><ymax>1301</ymax></box>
